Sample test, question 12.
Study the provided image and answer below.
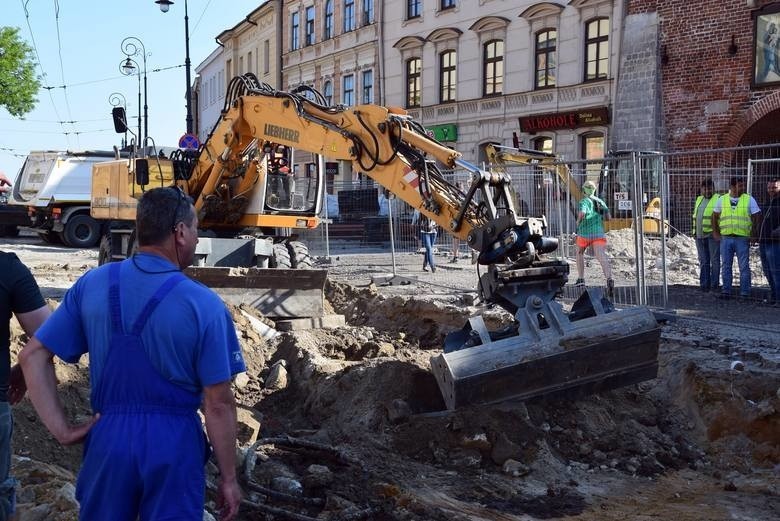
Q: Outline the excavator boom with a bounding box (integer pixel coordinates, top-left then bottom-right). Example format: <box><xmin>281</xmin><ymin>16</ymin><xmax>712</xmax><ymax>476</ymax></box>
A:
<box><xmin>93</xmin><ymin>74</ymin><xmax>660</xmax><ymax>409</ymax></box>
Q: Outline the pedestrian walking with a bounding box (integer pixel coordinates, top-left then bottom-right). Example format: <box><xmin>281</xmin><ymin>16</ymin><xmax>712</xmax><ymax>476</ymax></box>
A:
<box><xmin>574</xmin><ymin>180</ymin><xmax>614</xmax><ymax>298</ymax></box>
<box><xmin>413</xmin><ymin>210</ymin><xmax>438</xmax><ymax>272</ymax></box>
<box><xmin>20</xmin><ymin>186</ymin><xmax>245</xmax><ymax>520</ymax></box>
<box><xmin>0</xmin><ymin>173</ymin><xmax>51</xmax><ymax>520</ymax></box>
<box><xmin>692</xmin><ymin>179</ymin><xmax>721</xmax><ymax>292</ymax></box>
<box><xmin>712</xmin><ymin>177</ymin><xmax>762</xmax><ymax>300</ymax></box>
<box><xmin>758</xmin><ymin>177</ymin><xmax>780</xmax><ymax>304</ymax></box>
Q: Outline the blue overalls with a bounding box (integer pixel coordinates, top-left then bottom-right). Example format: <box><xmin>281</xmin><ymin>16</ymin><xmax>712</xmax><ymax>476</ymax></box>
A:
<box><xmin>76</xmin><ymin>263</ymin><xmax>209</xmax><ymax>520</ymax></box>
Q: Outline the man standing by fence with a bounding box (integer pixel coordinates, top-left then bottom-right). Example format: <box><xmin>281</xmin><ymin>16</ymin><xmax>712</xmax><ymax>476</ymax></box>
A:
<box><xmin>692</xmin><ymin>179</ymin><xmax>721</xmax><ymax>292</ymax></box>
<box><xmin>712</xmin><ymin>177</ymin><xmax>762</xmax><ymax>300</ymax></box>
<box><xmin>759</xmin><ymin>177</ymin><xmax>780</xmax><ymax>305</ymax></box>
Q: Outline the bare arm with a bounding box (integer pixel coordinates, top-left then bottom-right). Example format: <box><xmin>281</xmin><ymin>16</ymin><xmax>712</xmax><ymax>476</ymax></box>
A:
<box><xmin>203</xmin><ymin>380</ymin><xmax>241</xmax><ymax>520</ymax></box>
<box><xmin>8</xmin><ymin>305</ymin><xmax>51</xmax><ymax>404</ymax></box>
<box><xmin>18</xmin><ymin>336</ymin><xmax>98</xmax><ymax>444</ymax></box>
<box><xmin>711</xmin><ymin>211</ymin><xmax>721</xmax><ymax>240</ymax></box>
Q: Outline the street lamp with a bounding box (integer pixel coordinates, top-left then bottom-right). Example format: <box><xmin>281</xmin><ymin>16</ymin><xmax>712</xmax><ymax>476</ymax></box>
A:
<box><xmin>156</xmin><ymin>0</ymin><xmax>193</xmax><ymax>135</ymax></box>
<box><xmin>120</xmin><ymin>37</ymin><xmax>149</xmax><ymax>151</ymax></box>
<box><xmin>108</xmin><ymin>92</ymin><xmax>128</xmax><ymax>146</ymax></box>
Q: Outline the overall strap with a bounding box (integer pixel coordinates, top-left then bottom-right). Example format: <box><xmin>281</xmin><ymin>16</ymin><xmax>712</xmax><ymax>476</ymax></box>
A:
<box><xmin>109</xmin><ymin>262</ymin><xmax>123</xmax><ymax>334</ymax></box>
<box><xmin>131</xmin><ymin>273</ymin><xmax>187</xmax><ymax>336</ymax></box>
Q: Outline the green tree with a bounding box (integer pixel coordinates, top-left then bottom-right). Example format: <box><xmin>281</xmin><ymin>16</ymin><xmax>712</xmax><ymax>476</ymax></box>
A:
<box><xmin>0</xmin><ymin>26</ymin><xmax>40</xmax><ymax>117</ymax></box>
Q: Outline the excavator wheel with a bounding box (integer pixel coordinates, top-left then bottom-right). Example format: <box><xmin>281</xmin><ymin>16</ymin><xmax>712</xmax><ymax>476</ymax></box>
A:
<box><xmin>270</xmin><ymin>242</ymin><xmax>292</xmax><ymax>269</ymax></box>
<box><xmin>287</xmin><ymin>241</ymin><xmax>313</xmax><ymax>269</ymax></box>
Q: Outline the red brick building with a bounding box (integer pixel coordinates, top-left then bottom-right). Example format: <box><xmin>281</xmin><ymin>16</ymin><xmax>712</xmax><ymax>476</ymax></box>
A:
<box><xmin>628</xmin><ymin>0</ymin><xmax>780</xmax><ymax>150</ymax></box>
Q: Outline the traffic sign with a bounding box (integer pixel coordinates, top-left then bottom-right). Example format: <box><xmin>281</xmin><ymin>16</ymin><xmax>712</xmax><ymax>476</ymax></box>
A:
<box><xmin>179</xmin><ymin>133</ymin><xmax>200</xmax><ymax>150</ymax></box>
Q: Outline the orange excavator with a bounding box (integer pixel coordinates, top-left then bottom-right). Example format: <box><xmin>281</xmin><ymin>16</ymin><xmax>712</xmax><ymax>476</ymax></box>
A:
<box><xmin>91</xmin><ymin>74</ymin><xmax>660</xmax><ymax>409</ymax></box>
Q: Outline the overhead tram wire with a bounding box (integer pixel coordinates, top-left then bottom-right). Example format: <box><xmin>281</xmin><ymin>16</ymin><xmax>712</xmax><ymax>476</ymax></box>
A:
<box><xmin>41</xmin><ymin>64</ymin><xmax>185</xmax><ymax>90</ymax></box>
<box><xmin>21</xmin><ymin>0</ymin><xmax>70</xmax><ymax>148</ymax></box>
<box><xmin>53</xmin><ymin>0</ymin><xmax>77</xmax><ymax>147</ymax></box>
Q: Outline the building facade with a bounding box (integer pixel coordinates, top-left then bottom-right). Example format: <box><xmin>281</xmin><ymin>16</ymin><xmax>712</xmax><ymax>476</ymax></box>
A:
<box><xmin>194</xmin><ymin>1</ymin><xmax>280</xmax><ymax>142</ymax></box>
<box><xmin>625</xmin><ymin>0</ymin><xmax>780</xmax><ymax>150</ymax></box>
<box><xmin>384</xmin><ymin>0</ymin><xmax>624</xmax><ymax>165</ymax></box>
<box><xmin>280</xmin><ymin>0</ymin><xmax>381</xmax><ymax>185</ymax></box>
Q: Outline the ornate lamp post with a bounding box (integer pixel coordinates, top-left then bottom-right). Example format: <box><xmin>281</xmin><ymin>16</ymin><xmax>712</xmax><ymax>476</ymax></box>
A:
<box><xmin>108</xmin><ymin>92</ymin><xmax>128</xmax><ymax>146</ymax></box>
<box><xmin>120</xmin><ymin>37</ymin><xmax>149</xmax><ymax>149</ymax></box>
<box><xmin>155</xmin><ymin>0</ymin><xmax>193</xmax><ymax>134</ymax></box>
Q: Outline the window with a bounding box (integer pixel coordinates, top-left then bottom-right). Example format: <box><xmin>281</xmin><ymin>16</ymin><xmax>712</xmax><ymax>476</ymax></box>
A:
<box><xmin>324</xmin><ymin>0</ymin><xmax>334</xmax><ymax>39</ymax></box>
<box><xmin>362</xmin><ymin>70</ymin><xmax>373</xmax><ymax>103</ymax></box>
<box><xmin>305</xmin><ymin>6</ymin><xmax>315</xmax><ymax>46</ymax></box>
<box><xmin>363</xmin><ymin>0</ymin><xmax>374</xmax><ymax>25</ymax></box>
<box><xmin>343</xmin><ymin>74</ymin><xmax>354</xmax><ymax>106</ymax></box>
<box><xmin>483</xmin><ymin>40</ymin><xmax>503</xmax><ymax>96</ymax></box>
<box><xmin>581</xmin><ymin>132</ymin><xmax>605</xmax><ymax>180</ymax></box>
<box><xmin>532</xmin><ymin>137</ymin><xmax>553</xmax><ymax>155</ymax></box>
<box><xmin>441</xmin><ymin>0</ymin><xmax>456</xmax><ymax>9</ymax></box>
<box><xmin>439</xmin><ymin>50</ymin><xmax>456</xmax><ymax>103</ymax></box>
<box><xmin>344</xmin><ymin>0</ymin><xmax>356</xmax><ymax>32</ymax></box>
<box><xmin>323</xmin><ymin>80</ymin><xmax>333</xmax><ymax>105</ymax></box>
<box><xmin>247</xmin><ymin>52</ymin><xmax>252</xmax><ymax>74</ymax></box>
<box><xmin>535</xmin><ymin>29</ymin><xmax>556</xmax><ymax>89</ymax></box>
<box><xmin>406</xmin><ymin>58</ymin><xmax>421</xmax><ymax>107</ymax></box>
<box><xmin>291</xmin><ymin>12</ymin><xmax>300</xmax><ymax>50</ymax></box>
<box><xmin>585</xmin><ymin>18</ymin><xmax>609</xmax><ymax>81</ymax></box>
<box><xmin>263</xmin><ymin>41</ymin><xmax>269</xmax><ymax>74</ymax></box>
<box><xmin>407</xmin><ymin>0</ymin><xmax>421</xmax><ymax>19</ymax></box>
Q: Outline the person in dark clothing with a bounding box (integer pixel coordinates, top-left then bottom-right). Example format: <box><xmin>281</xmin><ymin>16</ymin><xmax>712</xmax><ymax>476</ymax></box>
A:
<box><xmin>759</xmin><ymin>177</ymin><xmax>780</xmax><ymax>304</ymax></box>
<box><xmin>0</xmin><ymin>172</ymin><xmax>51</xmax><ymax>519</ymax></box>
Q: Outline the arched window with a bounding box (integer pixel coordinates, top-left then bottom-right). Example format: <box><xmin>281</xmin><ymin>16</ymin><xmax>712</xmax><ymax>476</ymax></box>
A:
<box><xmin>483</xmin><ymin>39</ymin><xmax>503</xmax><ymax>96</ymax></box>
<box><xmin>535</xmin><ymin>29</ymin><xmax>556</xmax><ymax>89</ymax></box>
<box><xmin>406</xmin><ymin>58</ymin><xmax>422</xmax><ymax>108</ymax></box>
<box><xmin>585</xmin><ymin>18</ymin><xmax>610</xmax><ymax>81</ymax></box>
<box><xmin>439</xmin><ymin>50</ymin><xmax>457</xmax><ymax>103</ymax></box>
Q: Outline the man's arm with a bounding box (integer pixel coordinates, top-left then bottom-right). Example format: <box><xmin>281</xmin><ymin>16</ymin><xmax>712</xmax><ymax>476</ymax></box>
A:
<box><xmin>203</xmin><ymin>381</ymin><xmax>241</xmax><ymax>520</ymax></box>
<box><xmin>711</xmin><ymin>211</ymin><xmax>721</xmax><ymax>240</ymax></box>
<box><xmin>18</xmin><ymin>336</ymin><xmax>98</xmax><ymax>445</ymax></box>
<box><xmin>8</xmin><ymin>304</ymin><xmax>51</xmax><ymax>404</ymax></box>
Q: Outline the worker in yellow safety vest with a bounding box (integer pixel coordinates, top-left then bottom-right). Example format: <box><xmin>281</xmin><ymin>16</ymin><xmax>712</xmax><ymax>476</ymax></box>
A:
<box><xmin>692</xmin><ymin>179</ymin><xmax>721</xmax><ymax>292</ymax></box>
<box><xmin>711</xmin><ymin>177</ymin><xmax>762</xmax><ymax>300</ymax></box>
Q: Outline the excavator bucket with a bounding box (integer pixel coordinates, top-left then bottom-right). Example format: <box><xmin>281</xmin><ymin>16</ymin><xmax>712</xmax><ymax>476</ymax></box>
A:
<box><xmin>183</xmin><ymin>238</ymin><xmax>327</xmax><ymax>320</ymax></box>
<box><xmin>186</xmin><ymin>267</ymin><xmax>327</xmax><ymax>319</ymax></box>
<box><xmin>430</xmin><ymin>262</ymin><xmax>661</xmax><ymax>410</ymax></box>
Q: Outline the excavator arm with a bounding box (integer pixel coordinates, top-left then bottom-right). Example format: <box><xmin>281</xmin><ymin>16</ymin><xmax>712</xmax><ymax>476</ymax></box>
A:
<box><xmin>181</xmin><ymin>75</ymin><xmax>556</xmax><ymax>267</ymax></box>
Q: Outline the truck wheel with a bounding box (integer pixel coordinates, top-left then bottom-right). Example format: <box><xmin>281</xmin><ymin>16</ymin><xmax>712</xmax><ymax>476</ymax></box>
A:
<box><xmin>38</xmin><ymin>231</ymin><xmax>61</xmax><ymax>244</ymax></box>
<box><xmin>287</xmin><ymin>241</ymin><xmax>313</xmax><ymax>269</ymax></box>
<box><xmin>270</xmin><ymin>242</ymin><xmax>292</xmax><ymax>269</ymax></box>
<box><xmin>63</xmin><ymin>214</ymin><xmax>101</xmax><ymax>248</ymax></box>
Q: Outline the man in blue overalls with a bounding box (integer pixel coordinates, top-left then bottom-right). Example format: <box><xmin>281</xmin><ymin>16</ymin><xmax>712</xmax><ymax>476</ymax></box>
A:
<box><xmin>20</xmin><ymin>187</ymin><xmax>245</xmax><ymax>520</ymax></box>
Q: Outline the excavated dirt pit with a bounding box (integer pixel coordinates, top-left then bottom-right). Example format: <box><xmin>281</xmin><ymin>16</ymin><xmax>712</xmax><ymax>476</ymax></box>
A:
<box><xmin>7</xmin><ymin>278</ymin><xmax>780</xmax><ymax>520</ymax></box>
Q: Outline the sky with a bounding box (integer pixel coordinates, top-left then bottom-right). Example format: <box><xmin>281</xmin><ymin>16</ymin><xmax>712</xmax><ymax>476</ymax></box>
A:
<box><xmin>1</xmin><ymin>0</ymin><xmax>260</xmax><ymax>180</ymax></box>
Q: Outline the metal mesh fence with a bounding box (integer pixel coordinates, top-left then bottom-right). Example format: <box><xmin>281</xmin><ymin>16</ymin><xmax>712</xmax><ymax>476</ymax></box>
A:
<box><xmin>297</xmin><ymin>143</ymin><xmax>780</xmax><ymax>309</ymax></box>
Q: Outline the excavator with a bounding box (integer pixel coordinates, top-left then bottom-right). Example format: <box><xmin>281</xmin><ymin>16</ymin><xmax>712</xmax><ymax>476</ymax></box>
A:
<box><xmin>485</xmin><ymin>144</ymin><xmax>671</xmax><ymax>236</ymax></box>
<box><xmin>91</xmin><ymin>74</ymin><xmax>660</xmax><ymax>410</ymax></box>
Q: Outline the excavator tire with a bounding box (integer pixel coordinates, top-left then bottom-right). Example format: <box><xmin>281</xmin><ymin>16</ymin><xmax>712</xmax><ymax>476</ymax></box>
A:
<box><xmin>287</xmin><ymin>241</ymin><xmax>313</xmax><ymax>269</ymax></box>
<box><xmin>270</xmin><ymin>242</ymin><xmax>292</xmax><ymax>269</ymax></box>
<box><xmin>98</xmin><ymin>234</ymin><xmax>112</xmax><ymax>265</ymax></box>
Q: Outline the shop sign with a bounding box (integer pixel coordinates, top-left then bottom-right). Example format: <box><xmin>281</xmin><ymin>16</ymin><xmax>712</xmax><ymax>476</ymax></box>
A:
<box><xmin>519</xmin><ymin>107</ymin><xmax>610</xmax><ymax>132</ymax></box>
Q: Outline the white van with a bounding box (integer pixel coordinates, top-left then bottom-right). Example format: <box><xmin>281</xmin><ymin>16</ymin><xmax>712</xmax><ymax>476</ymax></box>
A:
<box><xmin>11</xmin><ymin>150</ymin><xmax>121</xmax><ymax>247</ymax></box>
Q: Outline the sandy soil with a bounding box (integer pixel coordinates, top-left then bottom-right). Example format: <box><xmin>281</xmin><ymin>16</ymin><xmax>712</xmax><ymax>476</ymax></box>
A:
<box><xmin>1</xmin><ymin>230</ymin><xmax>778</xmax><ymax>520</ymax></box>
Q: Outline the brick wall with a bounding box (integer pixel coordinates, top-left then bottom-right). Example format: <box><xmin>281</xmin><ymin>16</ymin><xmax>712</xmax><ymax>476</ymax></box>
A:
<box><xmin>626</xmin><ymin>0</ymin><xmax>780</xmax><ymax>151</ymax></box>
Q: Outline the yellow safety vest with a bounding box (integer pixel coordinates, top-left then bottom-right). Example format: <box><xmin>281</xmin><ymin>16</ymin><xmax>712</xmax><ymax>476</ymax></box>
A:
<box><xmin>718</xmin><ymin>194</ymin><xmax>752</xmax><ymax>237</ymax></box>
<box><xmin>692</xmin><ymin>194</ymin><xmax>720</xmax><ymax>234</ymax></box>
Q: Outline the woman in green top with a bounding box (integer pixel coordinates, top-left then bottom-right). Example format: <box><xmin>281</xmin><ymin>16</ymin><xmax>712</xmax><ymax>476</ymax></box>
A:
<box><xmin>575</xmin><ymin>181</ymin><xmax>614</xmax><ymax>297</ymax></box>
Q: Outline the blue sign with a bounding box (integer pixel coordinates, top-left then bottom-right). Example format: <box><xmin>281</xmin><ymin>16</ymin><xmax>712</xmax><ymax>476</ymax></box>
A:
<box><xmin>179</xmin><ymin>133</ymin><xmax>200</xmax><ymax>150</ymax></box>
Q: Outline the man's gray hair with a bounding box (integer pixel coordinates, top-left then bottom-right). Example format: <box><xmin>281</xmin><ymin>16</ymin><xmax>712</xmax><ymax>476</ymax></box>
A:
<box><xmin>136</xmin><ymin>186</ymin><xmax>194</xmax><ymax>246</ymax></box>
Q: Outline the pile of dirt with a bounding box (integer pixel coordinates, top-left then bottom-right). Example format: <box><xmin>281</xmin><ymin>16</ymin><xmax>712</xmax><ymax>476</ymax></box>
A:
<box><xmin>7</xmin><ymin>280</ymin><xmax>780</xmax><ymax>520</ymax></box>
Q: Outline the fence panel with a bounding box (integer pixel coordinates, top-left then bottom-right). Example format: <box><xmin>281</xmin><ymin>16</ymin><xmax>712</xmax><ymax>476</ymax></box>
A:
<box><xmin>298</xmin><ymin>143</ymin><xmax>779</xmax><ymax>307</ymax></box>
